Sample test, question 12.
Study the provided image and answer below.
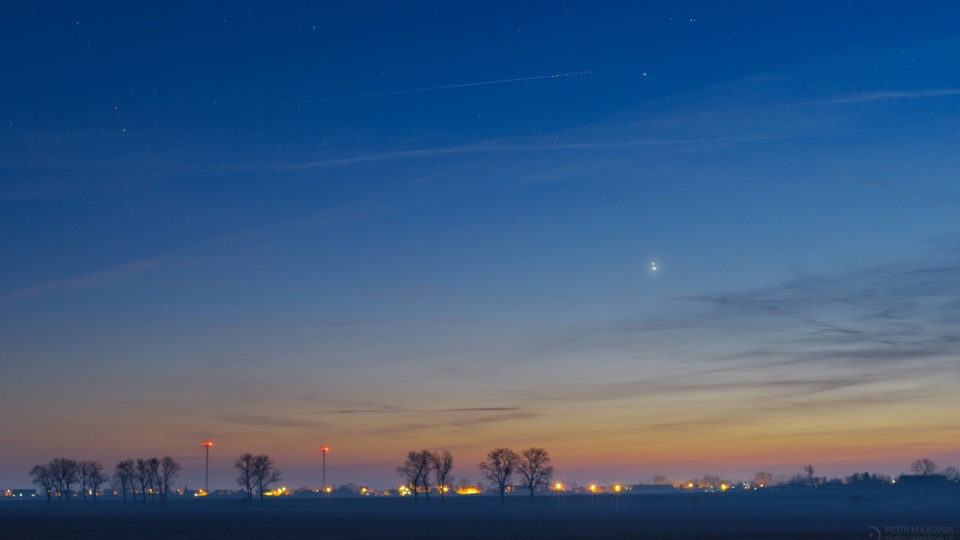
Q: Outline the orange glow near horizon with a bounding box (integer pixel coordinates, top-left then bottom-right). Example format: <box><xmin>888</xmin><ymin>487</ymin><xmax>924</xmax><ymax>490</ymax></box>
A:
<box><xmin>4</xmin><ymin>378</ymin><xmax>954</xmax><ymax>489</ymax></box>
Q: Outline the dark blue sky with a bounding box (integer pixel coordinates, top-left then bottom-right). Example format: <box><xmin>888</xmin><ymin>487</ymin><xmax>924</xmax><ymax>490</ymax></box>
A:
<box><xmin>2</xmin><ymin>1</ymin><xmax>959</xmax><ymax>489</ymax></box>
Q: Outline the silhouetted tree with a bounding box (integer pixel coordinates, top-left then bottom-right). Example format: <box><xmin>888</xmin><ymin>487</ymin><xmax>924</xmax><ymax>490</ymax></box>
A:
<box><xmin>910</xmin><ymin>458</ymin><xmax>938</xmax><ymax>476</ymax></box>
<box><xmin>28</xmin><ymin>464</ymin><xmax>55</xmax><ymax>502</ymax></box>
<box><xmin>753</xmin><ymin>471</ymin><xmax>774</xmax><ymax>487</ymax></box>
<box><xmin>429</xmin><ymin>450</ymin><xmax>454</xmax><ymax>504</ymax></box>
<box><xmin>50</xmin><ymin>458</ymin><xmax>79</xmax><ymax>502</ymax></box>
<box><xmin>113</xmin><ymin>460</ymin><xmax>136</xmax><ymax>502</ymax></box>
<box><xmin>420</xmin><ymin>454</ymin><xmax>434</xmax><ymax>502</ymax></box>
<box><xmin>234</xmin><ymin>453</ymin><xmax>257</xmax><ymax>501</ymax></box>
<box><xmin>397</xmin><ymin>450</ymin><xmax>432</xmax><ymax>502</ymax></box>
<box><xmin>77</xmin><ymin>461</ymin><xmax>107</xmax><ymax>502</ymax></box>
<box><xmin>146</xmin><ymin>458</ymin><xmax>160</xmax><ymax>501</ymax></box>
<box><xmin>159</xmin><ymin>456</ymin><xmax>182</xmax><ymax>502</ymax></box>
<box><xmin>803</xmin><ymin>465</ymin><xmax>816</xmax><ymax>486</ymax></box>
<box><xmin>135</xmin><ymin>459</ymin><xmax>152</xmax><ymax>503</ymax></box>
<box><xmin>479</xmin><ymin>448</ymin><xmax>519</xmax><ymax>503</ymax></box>
<box><xmin>516</xmin><ymin>448</ymin><xmax>554</xmax><ymax>503</ymax></box>
<box><xmin>942</xmin><ymin>466</ymin><xmax>958</xmax><ymax>481</ymax></box>
<box><xmin>252</xmin><ymin>454</ymin><xmax>282</xmax><ymax>503</ymax></box>
<box><xmin>845</xmin><ymin>471</ymin><xmax>891</xmax><ymax>487</ymax></box>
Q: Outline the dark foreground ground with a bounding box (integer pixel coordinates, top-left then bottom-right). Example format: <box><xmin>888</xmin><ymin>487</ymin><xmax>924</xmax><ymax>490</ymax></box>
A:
<box><xmin>1</xmin><ymin>490</ymin><xmax>958</xmax><ymax>539</ymax></box>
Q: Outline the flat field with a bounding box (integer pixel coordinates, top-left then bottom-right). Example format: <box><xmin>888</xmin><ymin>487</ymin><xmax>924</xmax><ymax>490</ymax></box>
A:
<box><xmin>1</xmin><ymin>490</ymin><xmax>957</xmax><ymax>539</ymax></box>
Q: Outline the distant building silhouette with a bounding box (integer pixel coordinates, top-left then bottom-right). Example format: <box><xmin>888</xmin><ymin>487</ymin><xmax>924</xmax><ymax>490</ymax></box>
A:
<box><xmin>896</xmin><ymin>475</ymin><xmax>954</xmax><ymax>490</ymax></box>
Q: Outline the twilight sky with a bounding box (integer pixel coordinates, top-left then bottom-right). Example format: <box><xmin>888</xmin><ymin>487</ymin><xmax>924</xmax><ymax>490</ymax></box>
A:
<box><xmin>2</xmin><ymin>1</ymin><xmax>959</xmax><ymax>490</ymax></box>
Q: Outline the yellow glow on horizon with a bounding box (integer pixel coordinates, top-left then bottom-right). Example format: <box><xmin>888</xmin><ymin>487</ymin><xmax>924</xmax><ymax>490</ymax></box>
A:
<box><xmin>263</xmin><ymin>487</ymin><xmax>289</xmax><ymax>497</ymax></box>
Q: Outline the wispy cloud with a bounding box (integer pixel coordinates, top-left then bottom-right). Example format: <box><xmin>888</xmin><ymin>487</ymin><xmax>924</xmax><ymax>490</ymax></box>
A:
<box><xmin>0</xmin><ymin>257</ymin><xmax>172</xmax><ymax>304</ymax></box>
<box><xmin>218</xmin><ymin>413</ymin><xmax>326</xmax><ymax>429</ymax></box>
<box><xmin>0</xmin><ymin>200</ymin><xmax>389</xmax><ymax>304</ymax></box>
<box><xmin>327</xmin><ymin>404</ymin><xmax>522</xmax><ymax>415</ymax></box>
<box><xmin>820</xmin><ymin>88</ymin><xmax>960</xmax><ymax>104</ymax></box>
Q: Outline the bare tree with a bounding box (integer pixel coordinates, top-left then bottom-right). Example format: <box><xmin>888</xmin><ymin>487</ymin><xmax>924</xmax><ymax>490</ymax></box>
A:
<box><xmin>910</xmin><ymin>458</ymin><xmax>938</xmax><ymax>476</ymax></box>
<box><xmin>146</xmin><ymin>458</ymin><xmax>160</xmax><ymax>501</ymax></box>
<box><xmin>158</xmin><ymin>456</ymin><xmax>182</xmax><ymax>502</ymax></box>
<box><xmin>77</xmin><ymin>461</ymin><xmax>107</xmax><ymax>503</ymax></box>
<box><xmin>479</xmin><ymin>448</ymin><xmax>519</xmax><ymax>503</ymax></box>
<box><xmin>419</xmin><ymin>452</ymin><xmax>434</xmax><ymax>502</ymax></box>
<box><xmin>49</xmin><ymin>458</ymin><xmax>79</xmax><ymax>502</ymax></box>
<box><xmin>135</xmin><ymin>459</ymin><xmax>152</xmax><ymax>503</ymax></box>
<box><xmin>234</xmin><ymin>453</ymin><xmax>257</xmax><ymax>501</ymax></box>
<box><xmin>429</xmin><ymin>451</ymin><xmax>454</xmax><ymax>504</ymax></box>
<box><xmin>252</xmin><ymin>454</ymin><xmax>282</xmax><ymax>503</ymax></box>
<box><xmin>88</xmin><ymin>461</ymin><xmax>108</xmax><ymax>503</ymax></box>
<box><xmin>753</xmin><ymin>471</ymin><xmax>774</xmax><ymax>487</ymax></box>
<box><xmin>158</xmin><ymin>457</ymin><xmax>178</xmax><ymax>501</ymax></box>
<box><xmin>803</xmin><ymin>465</ymin><xmax>816</xmax><ymax>486</ymax></box>
<box><xmin>77</xmin><ymin>462</ymin><xmax>91</xmax><ymax>502</ymax></box>
<box><xmin>113</xmin><ymin>460</ymin><xmax>136</xmax><ymax>502</ymax></box>
<box><xmin>516</xmin><ymin>448</ymin><xmax>554</xmax><ymax>502</ymax></box>
<box><xmin>943</xmin><ymin>466</ymin><xmax>959</xmax><ymax>481</ymax></box>
<box><xmin>396</xmin><ymin>450</ymin><xmax>432</xmax><ymax>502</ymax></box>
<box><xmin>29</xmin><ymin>464</ymin><xmax>55</xmax><ymax>502</ymax></box>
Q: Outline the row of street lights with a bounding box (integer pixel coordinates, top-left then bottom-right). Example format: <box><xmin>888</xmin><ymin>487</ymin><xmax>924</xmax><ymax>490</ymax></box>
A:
<box><xmin>199</xmin><ymin>441</ymin><xmax>331</xmax><ymax>493</ymax></box>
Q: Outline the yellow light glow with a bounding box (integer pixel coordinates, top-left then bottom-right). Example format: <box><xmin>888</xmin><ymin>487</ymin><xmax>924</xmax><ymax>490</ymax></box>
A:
<box><xmin>613</xmin><ymin>484</ymin><xmax>622</xmax><ymax>493</ymax></box>
<box><xmin>554</xmin><ymin>482</ymin><xmax>563</xmax><ymax>491</ymax></box>
<box><xmin>263</xmin><ymin>487</ymin><xmax>289</xmax><ymax>497</ymax></box>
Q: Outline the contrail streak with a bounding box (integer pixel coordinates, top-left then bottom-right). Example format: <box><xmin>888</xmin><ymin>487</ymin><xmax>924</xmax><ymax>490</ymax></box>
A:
<box><xmin>245</xmin><ymin>71</ymin><xmax>592</xmax><ymax>109</ymax></box>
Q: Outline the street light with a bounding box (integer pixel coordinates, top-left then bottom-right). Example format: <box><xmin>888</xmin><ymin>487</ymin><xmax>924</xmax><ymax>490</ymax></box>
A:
<box><xmin>319</xmin><ymin>446</ymin><xmax>330</xmax><ymax>490</ymax></box>
<box><xmin>202</xmin><ymin>441</ymin><xmax>214</xmax><ymax>493</ymax></box>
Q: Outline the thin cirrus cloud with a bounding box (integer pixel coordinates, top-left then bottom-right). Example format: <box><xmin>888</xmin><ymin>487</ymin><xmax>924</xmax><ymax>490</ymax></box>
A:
<box><xmin>818</xmin><ymin>88</ymin><xmax>960</xmax><ymax>104</ymax></box>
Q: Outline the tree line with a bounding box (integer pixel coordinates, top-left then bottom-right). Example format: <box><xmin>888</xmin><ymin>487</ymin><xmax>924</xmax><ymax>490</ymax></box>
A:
<box><xmin>29</xmin><ymin>453</ymin><xmax>284</xmax><ymax>503</ymax></box>
<box><xmin>397</xmin><ymin>447</ymin><xmax>554</xmax><ymax>504</ymax></box>
<box><xmin>233</xmin><ymin>453</ymin><xmax>282</xmax><ymax>503</ymax></box>
<box><xmin>113</xmin><ymin>457</ymin><xmax>182</xmax><ymax>502</ymax></box>
<box><xmin>29</xmin><ymin>456</ymin><xmax>181</xmax><ymax>503</ymax></box>
<box><xmin>396</xmin><ymin>450</ymin><xmax>454</xmax><ymax>503</ymax></box>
